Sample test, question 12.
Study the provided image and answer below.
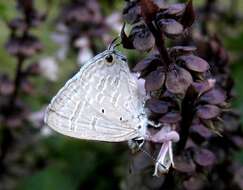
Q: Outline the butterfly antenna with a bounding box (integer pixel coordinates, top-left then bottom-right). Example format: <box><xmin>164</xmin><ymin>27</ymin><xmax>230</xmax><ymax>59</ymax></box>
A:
<box><xmin>108</xmin><ymin>36</ymin><xmax>121</xmax><ymax>51</ymax></box>
<box><xmin>138</xmin><ymin>145</ymin><xmax>166</xmax><ymax>169</ymax></box>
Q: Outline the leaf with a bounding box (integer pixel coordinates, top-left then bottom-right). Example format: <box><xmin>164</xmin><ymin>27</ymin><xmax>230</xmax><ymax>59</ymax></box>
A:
<box><xmin>174</xmin><ymin>155</ymin><xmax>196</xmax><ymax>173</ymax></box>
<box><xmin>234</xmin><ymin>167</ymin><xmax>243</xmax><ymax>190</ymax></box>
<box><xmin>0</xmin><ymin>74</ymin><xmax>14</xmax><ymax>96</ymax></box>
<box><xmin>5</xmin><ymin>35</ymin><xmax>43</xmax><ymax>58</ymax></box>
<box><xmin>183</xmin><ymin>175</ymin><xmax>205</xmax><ymax>190</ymax></box>
<box><xmin>200</xmin><ymin>89</ymin><xmax>226</xmax><ymax>105</ymax></box>
<box><xmin>166</xmin><ymin>66</ymin><xmax>193</xmax><ymax>94</ymax></box>
<box><xmin>178</xmin><ymin>55</ymin><xmax>209</xmax><ymax>72</ymax></box>
<box><xmin>194</xmin><ymin>148</ymin><xmax>216</xmax><ymax>167</ymax></box>
<box><xmin>131</xmin><ymin>25</ymin><xmax>155</xmax><ymax>52</ymax></box>
<box><xmin>231</xmin><ymin>136</ymin><xmax>243</xmax><ymax>148</ymax></box>
<box><xmin>146</xmin><ymin>98</ymin><xmax>169</xmax><ymax>114</ymax></box>
<box><xmin>164</xmin><ymin>3</ymin><xmax>186</xmax><ymax>15</ymax></box>
<box><xmin>190</xmin><ymin>124</ymin><xmax>212</xmax><ymax>139</ymax></box>
<box><xmin>157</xmin><ymin>19</ymin><xmax>183</xmax><ymax>38</ymax></box>
<box><xmin>197</xmin><ymin>105</ymin><xmax>220</xmax><ymax>119</ymax></box>
<box><xmin>145</xmin><ymin>67</ymin><xmax>165</xmax><ymax>91</ymax></box>
<box><xmin>159</xmin><ymin>111</ymin><xmax>181</xmax><ymax>123</ymax></box>
<box><xmin>21</xmin><ymin>79</ymin><xmax>34</xmax><ymax>94</ymax></box>
<box><xmin>132</xmin><ymin>54</ymin><xmax>161</xmax><ymax>72</ymax></box>
<box><xmin>8</xmin><ymin>18</ymin><xmax>27</xmax><ymax>32</ymax></box>
<box><xmin>169</xmin><ymin>46</ymin><xmax>196</xmax><ymax>57</ymax></box>
<box><xmin>192</xmin><ymin>79</ymin><xmax>215</xmax><ymax>95</ymax></box>
<box><xmin>139</xmin><ymin>0</ymin><xmax>159</xmax><ymax>23</ymax></box>
<box><xmin>180</xmin><ymin>0</ymin><xmax>195</xmax><ymax>28</ymax></box>
<box><xmin>122</xmin><ymin>1</ymin><xmax>141</xmax><ymax>24</ymax></box>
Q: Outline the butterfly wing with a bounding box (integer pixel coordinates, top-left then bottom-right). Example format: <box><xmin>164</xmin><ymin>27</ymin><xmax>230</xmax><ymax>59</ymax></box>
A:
<box><xmin>45</xmin><ymin>51</ymin><xmax>143</xmax><ymax>142</ymax></box>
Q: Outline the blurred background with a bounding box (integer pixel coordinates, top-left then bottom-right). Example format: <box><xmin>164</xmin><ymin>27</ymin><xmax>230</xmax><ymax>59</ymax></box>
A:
<box><xmin>0</xmin><ymin>0</ymin><xmax>243</xmax><ymax>189</ymax></box>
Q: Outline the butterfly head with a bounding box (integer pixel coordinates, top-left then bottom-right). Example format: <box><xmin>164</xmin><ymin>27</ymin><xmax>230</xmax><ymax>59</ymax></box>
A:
<box><xmin>103</xmin><ymin>50</ymin><xmax>127</xmax><ymax>65</ymax></box>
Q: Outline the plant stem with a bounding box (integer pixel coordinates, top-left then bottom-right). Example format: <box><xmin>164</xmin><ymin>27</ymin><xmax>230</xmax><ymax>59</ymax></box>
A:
<box><xmin>0</xmin><ymin>127</ymin><xmax>13</xmax><ymax>177</ymax></box>
<box><xmin>175</xmin><ymin>88</ymin><xmax>196</xmax><ymax>154</ymax></box>
<box><xmin>9</xmin><ymin>56</ymin><xmax>24</xmax><ymax>109</ymax></box>
<box><xmin>147</xmin><ymin>22</ymin><xmax>171</xmax><ymax>68</ymax></box>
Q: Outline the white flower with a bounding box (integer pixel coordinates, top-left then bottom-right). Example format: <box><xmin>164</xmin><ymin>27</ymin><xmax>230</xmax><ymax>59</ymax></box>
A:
<box><xmin>105</xmin><ymin>12</ymin><xmax>123</xmax><ymax>33</ymax></box>
<box><xmin>27</xmin><ymin>107</ymin><xmax>46</xmax><ymax>128</ymax></box>
<box><xmin>41</xmin><ymin>126</ymin><xmax>53</xmax><ymax>137</ymax></box>
<box><xmin>77</xmin><ymin>48</ymin><xmax>94</xmax><ymax>66</ymax></box>
<box><xmin>75</xmin><ymin>37</ymin><xmax>94</xmax><ymax>66</ymax></box>
<box><xmin>146</xmin><ymin>125</ymin><xmax>180</xmax><ymax>176</ymax></box>
<box><xmin>51</xmin><ymin>23</ymin><xmax>69</xmax><ymax>60</ymax></box>
<box><xmin>27</xmin><ymin>106</ymin><xmax>53</xmax><ymax>137</ymax></box>
<box><xmin>38</xmin><ymin>57</ymin><xmax>59</xmax><ymax>81</ymax></box>
<box><xmin>75</xmin><ymin>37</ymin><xmax>89</xmax><ymax>48</ymax></box>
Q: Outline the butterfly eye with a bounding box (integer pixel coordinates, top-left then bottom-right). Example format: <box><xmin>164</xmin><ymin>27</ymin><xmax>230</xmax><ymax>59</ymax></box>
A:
<box><xmin>105</xmin><ymin>54</ymin><xmax>113</xmax><ymax>63</ymax></box>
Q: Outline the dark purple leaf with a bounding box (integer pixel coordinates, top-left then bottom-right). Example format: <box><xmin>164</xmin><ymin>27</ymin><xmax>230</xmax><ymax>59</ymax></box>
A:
<box><xmin>145</xmin><ymin>68</ymin><xmax>165</xmax><ymax>91</ymax></box>
<box><xmin>197</xmin><ymin>105</ymin><xmax>220</xmax><ymax>120</ymax></box>
<box><xmin>178</xmin><ymin>55</ymin><xmax>209</xmax><ymax>72</ymax></box>
<box><xmin>169</xmin><ymin>46</ymin><xmax>196</xmax><ymax>57</ymax></box>
<box><xmin>5</xmin><ymin>35</ymin><xmax>42</xmax><ymax>57</ymax></box>
<box><xmin>5</xmin><ymin>115</ymin><xmax>23</xmax><ymax>128</ymax></box>
<box><xmin>164</xmin><ymin>3</ymin><xmax>186</xmax><ymax>15</ymax></box>
<box><xmin>8</xmin><ymin>18</ymin><xmax>27</xmax><ymax>31</ymax></box>
<box><xmin>192</xmin><ymin>80</ymin><xmax>215</xmax><ymax>95</ymax></box>
<box><xmin>194</xmin><ymin>148</ymin><xmax>216</xmax><ymax>167</ymax></box>
<box><xmin>63</xmin><ymin>3</ymin><xmax>102</xmax><ymax>25</ymax></box>
<box><xmin>183</xmin><ymin>176</ymin><xmax>205</xmax><ymax>190</ymax></box>
<box><xmin>25</xmin><ymin>63</ymin><xmax>40</xmax><ymax>75</ymax></box>
<box><xmin>123</xmin><ymin>1</ymin><xmax>141</xmax><ymax>24</ymax></box>
<box><xmin>21</xmin><ymin>80</ymin><xmax>34</xmax><ymax>94</ymax></box>
<box><xmin>132</xmin><ymin>54</ymin><xmax>161</xmax><ymax>72</ymax></box>
<box><xmin>200</xmin><ymin>89</ymin><xmax>226</xmax><ymax>105</ymax></box>
<box><xmin>159</xmin><ymin>111</ymin><xmax>181</xmax><ymax>123</ymax></box>
<box><xmin>146</xmin><ymin>98</ymin><xmax>169</xmax><ymax>114</ymax></box>
<box><xmin>234</xmin><ymin>167</ymin><xmax>243</xmax><ymax>189</ymax></box>
<box><xmin>0</xmin><ymin>74</ymin><xmax>14</xmax><ymax>96</ymax></box>
<box><xmin>157</xmin><ymin>19</ymin><xmax>183</xmax><ymax>38</ymax></box>
<box><xmin>231</xmin><ymin>136</ymin><xmax>243</xmax><ymax>148</ymax></box>
<box><xmin>180</xmin><ymin>0</ymin><xmax>195</xmax><ymax>28</ymax></box>
<box><xmin>166</xmin><ymin>66</ymin><xmax>193</xmax><ymax>94</ymax></box>
<box><xmin>190</xmin><ymin>124</ymin><xmax>212</xmax><ymax>139</ymax></box>
<box><xmin>222</xmin><ymin>112</ymin><xmax>240</xmax><ymax>132</ymax></box>
<box><xmin>174</xmin><ymin>155</ymin><xmax>196</xmax><ymax>173</ymax></box>
<box><xmin>131</xmin><ymin>25</ymin><xmax>155</xmax><ymax>52</ymax></box>
<box><xmin>185</xmin><ymin>138</ymin><xmax>197</xmax><ymax>149</ymax></box>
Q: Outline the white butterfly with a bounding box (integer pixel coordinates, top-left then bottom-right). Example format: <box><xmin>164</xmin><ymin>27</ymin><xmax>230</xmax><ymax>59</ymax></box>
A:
<box><xmin>44</xmin><ymin>49</ymin><xmax>148</xmax><ymax>143</ymax></box>
<box><xmin>44</xmin><ymin>48</ymin><xmax>179</xmax><ymax>176</ymax></box>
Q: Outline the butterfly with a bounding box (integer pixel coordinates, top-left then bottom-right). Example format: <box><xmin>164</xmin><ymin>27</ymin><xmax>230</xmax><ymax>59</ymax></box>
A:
<box><xmin>44</xmin><ymin>45</ymin><xmax>179</xmax><ymax>176</ymax></box>
<box><xmin>44</xmin><ymin>48</ymin><xmax>148</xmax><ymax>144</ymax></box>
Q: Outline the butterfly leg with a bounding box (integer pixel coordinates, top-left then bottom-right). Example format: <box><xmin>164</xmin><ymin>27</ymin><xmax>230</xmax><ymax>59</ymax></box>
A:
<box><xmin>128</xmin><ymin>137</ymin><xmax>145</xmax><ymax>153</ymax></box>
<box><xmin>147</xmin><ymin>120</ymin><xmax>162</xmax><ymax>128</ymax></box>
